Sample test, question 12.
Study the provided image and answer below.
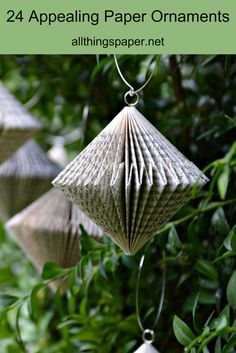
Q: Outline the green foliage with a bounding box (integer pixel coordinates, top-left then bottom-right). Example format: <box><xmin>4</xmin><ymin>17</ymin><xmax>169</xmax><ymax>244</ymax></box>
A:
<box><xmin>226</xmin><ymin>272</ymin><xmax>236</xmax><ymax>309</ymax></box>
<box><xmin>0</xmin><ymin>55</ymin><xmax>236</xmax><ymax>352</ymax></box>
<box><xmin>173</xmin><ymin>315</ymin><xmax>195</xmax><ymax>346</ymax></box>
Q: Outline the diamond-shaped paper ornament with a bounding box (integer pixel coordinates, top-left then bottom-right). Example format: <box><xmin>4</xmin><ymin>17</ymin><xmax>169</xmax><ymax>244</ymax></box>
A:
<box><xmin>133</xmin><ymin>343</ymin><xmax>159</xmax><ymax>353</ymax></box>
<box><xmin>0</xmin><ymin>81</ymin><xmax>41</xmax><ymax>164</ymax></box>
<box><xmin>53</xmin><ymin>107</ymin><xmax>208</xmax><ymax>255</ymax></box>
<box><xmin>0</xmin><ymin>139</ymin><xmax>60</xmax><ymax>220</ymax></box>
<box><xmin>6</xmin><ymin>188</ymin><xmax>103</xmax><ymax>289</ymax></box>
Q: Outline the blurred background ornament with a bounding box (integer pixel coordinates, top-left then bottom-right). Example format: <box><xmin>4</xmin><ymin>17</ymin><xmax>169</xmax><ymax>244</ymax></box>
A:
<box><xmin>6</xmin><ymin>188</ymin><xmax>103</xmax><ymax>290</ymax></box>
<box><xmin>0</xmin><ymin>81</ymin><xmax>41</xmax><ymax>164</ymax></box>
<box><xmin>0</xmin><ymin>139</ymin><xmax>60</xmax><ymax>220</ymax></box>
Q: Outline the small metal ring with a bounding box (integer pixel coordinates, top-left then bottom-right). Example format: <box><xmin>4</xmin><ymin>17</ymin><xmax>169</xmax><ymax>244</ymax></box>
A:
<box><xmin>124</xmin><ymin>90</ymin><xmax>139</xmax><ymax>106</ymax></box>
<box><xmin>142</xmin><ymin>329</ymin><xmax>155</xmax><ymax>344</ymax></box>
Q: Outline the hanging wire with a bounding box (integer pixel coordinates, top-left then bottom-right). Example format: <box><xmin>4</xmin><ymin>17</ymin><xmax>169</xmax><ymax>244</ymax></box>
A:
<box><xmin>114</xmin><ymin>55</ymin><xmax>157</xmax><ymax>106</ymax></box>
<box><xmin>114</xmin><ymin>55</ymin><xmax>134</xmax><ymax>92</ymax></box>
<box><xmin>135</xmin><ymin>250</ymin><xmax>166</xmax><ymax>342</ymax></box>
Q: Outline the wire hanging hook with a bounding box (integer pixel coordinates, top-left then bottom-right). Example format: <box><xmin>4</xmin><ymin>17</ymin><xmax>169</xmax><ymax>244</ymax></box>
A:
<box><xmin>135</xmin><ymin>250</ymin><xmax>166</xmax><ymax>344</ymax></box>
<box><xmin>114</xmin><ymin>55</ymin><xmax>157</xmax><ymax>106</ymax></box>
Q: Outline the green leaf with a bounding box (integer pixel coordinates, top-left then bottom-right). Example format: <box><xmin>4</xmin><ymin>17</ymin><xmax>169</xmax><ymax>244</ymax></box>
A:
<box><xmin>200</xmin><ymin>55</ymin><xmax>217</xmax><ymax>67</ymax></box>
<box><xmin>210</xmin><ymin>314</ymin><xmax>228</xmax><ymax>331</ymax></box>
<box><xmin>215</xmin><ymin>337</ymin><xmax>221</xmax><ymax>353</ymax></box>
<box><xmin>167</xmin><ymin>226</ymin><xmax>182</xmax><ymax>253</ymax></box>
<box><xmin>192</xmin><ymin>293</ymin><xmax>201</xmax><ymax>333</ymax></box>
<box><xmin>217</xmin><ymin>165</ymin><xmax>230</xmax><ymax>199</ymax></box>
<box><xmin>99</xmin><ymin>261</ymin><xmax>107</xmax><ymax>278</ymax></box>
<box><xmin>0</xmin><ymin>293</ymin><xmax>18</xmax><ymax>309</ymax></box>
<box><xmin>224</xmin><ymin>226</ymin><xmax>236</xmax><ymax>251</ymax></box>
<box><xmin>78</xmin><ymin>255</ymin><xmax>93</xmax><ymax>288</ymax></box>
<box><xmin>213</xmin><ymin>250</ymin><xmax>236</xmax><ymax>263</ymax></box>
<box><xmin>199</xmin><ymin>278</ymin><xmax>219</xmax><ymax>290</ymax></box>
<box><xmin>79</xmin><ymin>226</ymin><xmax>103</xmax><ymax>256</ymax></box>
<box><xmin>199</xmin><ymin>291</ymin><xmax>217</xmax><ymax>305</ymax></box>
<box><xmin>55</xmin><ymin>286</ymin><xmax>66</xmax><ymax>317</ymax></box>
<box><xmin>41</xmin><ymin>262</ymin><xmax>66</xmax><ymax>280</ymax></box>
<box><xmin>79</xmin><ymin>297</ymin><xmax>88</xmax><ymax>317</ymax></box>
<box><xmin>29</xmin><ymin>283</ymin><xmax>45</xmax><ymax>320</ymax></box>
<box><xmin>212</xmin><ymin>207</ymin><xmax>230</xmax><ymax>236</ymax></box>
<box><xmin>195</xmin><ymin>259</ymin><xmax>218</xmax><ymax>280</ymax></box>
<box><xmin>227</xmin><ymin>271</ymin><xmax>236</xmax><ymax>309</ymax></box>
<box><xmin>117</xmin><ymin>315</ymin><xmax>137</xmax><ymax>334</ymax></box>
<box><xmin>79</xmin><ymin>227</ymin><xmax>94</xmax><ymax>254</ymax></box>
<box><xmin>222</xmin><ymin>335</ymin><xmax>236</xmax><ymax>353</ymax></box>
<box><xmin>68</xmin><ymin>294</ymin><xmax>76</xmax><ymax>314</ymax></box>
<box><xmin>173</xmin><ymin>315</ymin><xmax>195</xmax><ymax>346</ymax></box>
<box><xmin>223</xmin><ymin>141</ymin><xmax>236</xmax><ymax>163</ymax></box>
<box><xmin>91</xmin><ymin>56</ymin><xmax>112</xmax><ymax>80</ymax></box>
<box><xmin>204</xmin><ymin>310</ymin><xmax>215</xmax><ymax>328</ymax></box>
<box><xmin>177</xmin><ymin>272</ymin><xmax>191</xmax><ymax>287</ymax></box>
<box><xmin>218</xmin><ymin>305</ymin><xmax>230</xmax><ymax>324</ymax></box>
<box><xmin>75</xmin><ymin>328</ymin><xmax>101</xmax><ymax>343</ymax></box>
<box><xmin>15</xmin><ymin>305</ymin><xmax>25</xmax><ymax>351</ymax></box>
<box><xmin>123</xmin><ymin>340</ymin><xmax>137</xmax><ymax>353</ymax></box>
<box><xmin>79</xmin><ymin>343</ymin><xmax>98</xmax><ymax>351</ymax></box>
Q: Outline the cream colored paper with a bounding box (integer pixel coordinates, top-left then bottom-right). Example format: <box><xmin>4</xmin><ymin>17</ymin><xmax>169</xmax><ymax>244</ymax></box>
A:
<box><xmin>0</xmin><ymin>82</ymin><xmax>41</xmax><ymax>164</ymax></box>
<box><xmin>53</xmin><ymin>107</ymin><xmax>208</xmax><ymax>255</ymax></box>
<box><xmin>0</xmin><ymin>139</ymin><xmax>60</xmax><ymax>220</ymax></box>
<box><xmin>6</xmin><ymin>188</ymin><xmax>103</xmax><ymax>289</ymax></box>
<box><xmin>133</xmin><ymin>343</ymin><xmax>159</xmax><ymax>353</ymax></box>
<box><xmin>134</xmin><ymin>343</ymin><xmax>159</xmax><ymax>353</ymax></box>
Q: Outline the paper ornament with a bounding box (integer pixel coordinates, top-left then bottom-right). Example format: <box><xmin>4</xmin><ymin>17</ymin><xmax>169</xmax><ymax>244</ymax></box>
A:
<box><xmin>53</xmin><ymin>107</ymin><xmax>208</xmax><ymax>255</ymax></box>
<box><xmin>6</xmin><ymin>188</ymin><xmax>103</xmax><ymax>287</ymax></box>
<box><xmin>0</xmin><ymin>81</ymin><xmax>41</xmax><ymax>164</ymax></box>
<box><xmin>133</xmin><ymin>343</ymin><xmax>159</xmax><ymax>353</ymax></box>
<box><xmin>0</xmin><ymin>139</ymin><xmax>60</xmax><ymax>220</ymax></box>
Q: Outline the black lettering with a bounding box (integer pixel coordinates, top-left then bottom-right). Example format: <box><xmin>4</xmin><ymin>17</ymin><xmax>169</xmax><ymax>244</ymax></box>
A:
<box><xmin>7</xmin><ymin>10</ymin><xmax>23</xmax><ymax>22</ymax></box>
<box><xmin>29</xmin><ymin>10</ymin><xmax>39</xmax><ymax>23</ymax></box>
<box><xmin>223</xmin><ymin>13</ymin><xmax>230</xmax><ymax>22</ymax></box>
<box><xmin>104</xmin><ymin>10</ymin><xmax>114</xmax><ymax>22</ymax></box>
<box><xmin>7</xmin><ymin>10</ymin><xmax>15</xmax><ymax>22</ymax></box>
<box><xmin>151</xmin><ymin>10</ymin><xmax>163</xmax><ymax>22</ymax></box>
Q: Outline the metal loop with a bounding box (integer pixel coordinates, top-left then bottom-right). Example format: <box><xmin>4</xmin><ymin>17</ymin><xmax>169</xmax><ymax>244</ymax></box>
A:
<box><xmin>124</xmin><ymin>90</ymin><xmax>139</xmax><ymax>106</ymax></box>
<box><xmin>142</xmin><ymin>329</ymin><xmax>155</xmax><ymax>344</ymax></box>
<box><xmin>114</xmin><ymin>55</ymin><xmax>157</xmax><ymax>106</ymax></box>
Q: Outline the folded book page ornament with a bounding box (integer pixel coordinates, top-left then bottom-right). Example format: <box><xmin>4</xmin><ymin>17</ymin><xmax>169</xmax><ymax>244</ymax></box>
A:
<box><xmin>0</xmin><ymin>139</ymin><xmax>60</xmax><ymax>220</ymax></box>
<box><xmin>53</xmin><ymin>106</ymin><xmax>208</xmax><ymax>255</ymax></box>
<box><xmin>0</xmin><ymin>81</ymin><xmax>41</xmax><ymax>164</ymax></box>
<box><xmin>6</xmin><ymin>188</ymin><xmax>103</xmax><ymax>290</ymax></box>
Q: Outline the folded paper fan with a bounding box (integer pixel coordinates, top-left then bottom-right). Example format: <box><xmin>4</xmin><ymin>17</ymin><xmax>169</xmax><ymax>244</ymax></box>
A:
<box><xmin>0</xmin><ymin>139</ymin><xmax>60</xmax><ymax>220</ymax></box>
<box><xmin>6</xmin><ymin>188</ymin><xmax>103</xmax><ymax>289</ymax></box>
<box><xmin>133</xmin><ymin>343</ymin><xmax>159</xmax><ymax>353</ymax></box>
<box><xmin>53</xmin><ymin>107</ymin><xmax>208</xmax><ymax>255</ymax></box>
<box><xmin>0</xmin><ymin>82</ymin><xmax>41</xmax><ymax>164</ymax></box>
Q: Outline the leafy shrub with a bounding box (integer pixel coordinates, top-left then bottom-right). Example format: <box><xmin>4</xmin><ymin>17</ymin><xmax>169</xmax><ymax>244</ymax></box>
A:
<box><xmin>0</xmin><ymin>55</ymin><xmax>235</xmax><ymax>353</ymax></box>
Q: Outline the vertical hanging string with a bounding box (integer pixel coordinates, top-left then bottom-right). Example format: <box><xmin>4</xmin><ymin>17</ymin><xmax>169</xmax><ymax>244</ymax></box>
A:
<box><xmin>135</xmin><ymin>251</ymin><xmax>166</xmax><ymax>344</ymax></box>
<box><xmin>114</xmin><ymin>55</ymin><xmax>157</xmax><ymax>106</ymax></box>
